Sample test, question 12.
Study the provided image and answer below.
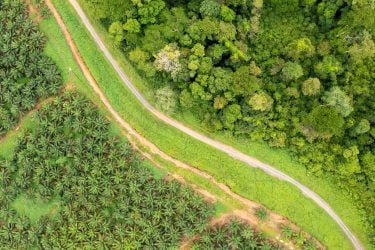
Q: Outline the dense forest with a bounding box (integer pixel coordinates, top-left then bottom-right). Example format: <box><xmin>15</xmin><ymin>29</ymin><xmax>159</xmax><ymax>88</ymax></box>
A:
<box><xmin>0</xmin><ymin>0</ymin><xmax>62</xmax><ymax>135</ymax></box>
<box><xmin>84</xmin><ymin>0</ymin><xmax>375</xmax><ymax>238</ymax></box>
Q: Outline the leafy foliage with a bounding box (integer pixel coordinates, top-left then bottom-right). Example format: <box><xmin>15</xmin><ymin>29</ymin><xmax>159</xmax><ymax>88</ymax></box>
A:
<box><xmin>281</xmin><ymin>225</ymin><xmax>318</xmax><ymax>250</ymax></box>
<box><xmin>304</xmin><ymin>106</ymin><xmax>345</xmax><ymax>138</ymax></box>
<box><xmin>248</xmin><ymin>92</ymin><xmax>274</xmax><ymax>112</ymax></box>
<box><xmin>191</xmin><ymin>219</ymin><xmax>283</xmax><ymax>250</ymax></box>
<box><xmin>302</xmin><ymin>78</ymin><xmax>321</xmax><ymax>96</ymax></box>
<box><xmin>322</xmin><ymin>87</ymin><xmax>353</xmax><ymax>117</ymax></box>
<box><xmin>0</xmin><ymin>0</ymin><xmax>62</xmax><ymax>135</ymax></box>
<box><xmin>155</xmin><ymin>85</ymin><xmax>177</xmax><ymax>113</ymax></box>
<box><xmin>255</xmin><ymin>207</ymin><xmax>268</xmax><ymax>221</ymax></box>
<box><xmin>281</xmin><ymin>62</ymin><xmax>304</xmax><ymax>81</ymax></box>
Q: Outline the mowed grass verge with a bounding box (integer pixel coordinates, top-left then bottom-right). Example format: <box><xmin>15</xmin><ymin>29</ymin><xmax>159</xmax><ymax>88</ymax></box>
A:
<box><xmin>46</xmin><ymin>0</ymin><xmax>370</xmax><ymax>248</ymax></box>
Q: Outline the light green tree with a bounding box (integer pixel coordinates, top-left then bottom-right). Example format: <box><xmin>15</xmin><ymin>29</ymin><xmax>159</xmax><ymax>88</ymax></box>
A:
<box><xmin>220</xmin><ymin>5</ymin><xmax>235</xmax><ymax>22</ymax></box>
<box><xmin>285</xmin><ymin>37</ymin><xmax>315</xmax><ymax>59</ymax></box>
<box><xmin>154</xmin><ymin>44</ymin><xmax>181</xmax><ymax>78</ymax></box>
<box><xmin>322</xmin><ymin>87</ymin><xmax>353</xmax><ymax>117</ymax></box>
<box><xmin>123</xmin><ymin>18</ymin><xmax>141</xmax><ymax>33</ymax></box>
<box><xmin>179</xmin><ymin>89</ymin><xmax>194</xmax><ymax>108</ymax></box>
<box><xmin>223</xmin><ymin>104</ymin><xmax>242</xmax><ymax>129</ymax></box>
<box><xmin>213</xmin><ymin>96</ymin><xmax>227</xmax><ymax>110</ymax></box>
<box><xmin>218</xmin><ymin>22</ymin><xmax>237</xmax><ymax>41</ymax></box>
<box><xmin>248</xmin><ymin>92</ymin><xmax>274</xmax><ymax>111</ymax></box>
<box><xmin>348</xmin><ymin>31</ymin><xmax>375</xmax><ymax>63</ymax></box>
<box><xmin>108</xmin><ymin>21</ymin><xmax>124</xmax><ymax>45</ymax></box>
<box><xmin>281</xmin><ymin>62</ymin><xmax>304</xmax><ymax>81</ymax></box>
<box><xmin>354</xmin><ymin>119</ymin><xmax>371</xmax><ymax>134</ymax></box>
<box><xmin>314</xmin><ymin>56</ymin><xmax>342</xmax><ymax>80</ymax></box>
<box><xmin>137</xmin><ymin>0</ymin><xmax>165</xmax><ymax>24</ymax></box>
<box><xmin>304</xmin><ymin>106</ymin><xmax>344</xmax><ymax>138</ymax></box>
<box><xmin>129</xmin><ymin>48</ymin><xmax>156</xmax><ymax>77</ymax></box>
<box><xmin>302</xmin><ymin>78</ymin><xmax>321</xmax><ymax>96</ymax></box>
<box><xmin>155</xmin><ymin>86</ymin><xmax>177</xmax><ymax>114</ymax></box>
<box><xmin>129</xmin><ymin>47</ymin><xmax>148</xmax><ymax>63</ymax></box>
<box><xmin>249</xmin><ymin>61</ymin><xmax>262</xmax><ymax>76</ymax></box>
<box><xmin>200</xmin><ymin>0</ymin><xmax>221</xmax><ymax>18</ymax></box>
<box><xmin>191</xmin><ymin>43</ymin><xmax>205</xmax><ymax>57</ymax></box>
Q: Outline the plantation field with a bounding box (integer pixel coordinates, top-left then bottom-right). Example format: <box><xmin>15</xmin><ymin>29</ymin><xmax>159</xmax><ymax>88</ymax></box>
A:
<box><xmin>0</xmin><ymin>93</ymin><xmax>213</xmax><ymax>248</ymax></box>
<box><xmin>45</xmin><ymin>0</ymin><xmax>372</xmax><ymax>248</ymax></box>
<box><xmin>191</xmin><ymin>219</ymin><xmax>284</xmax><ymax>249</ymax></box>
<box><xmin>0</xmin><ymin>1</ymin><xmax>62</xmax><ymax>135</ymax></box>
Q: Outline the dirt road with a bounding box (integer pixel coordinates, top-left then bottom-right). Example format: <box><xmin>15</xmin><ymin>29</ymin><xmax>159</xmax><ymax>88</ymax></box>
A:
<box><xmin>47</xmin><ymin>0</ymin><xmax>364</xmax><ymax>249</ymax></box>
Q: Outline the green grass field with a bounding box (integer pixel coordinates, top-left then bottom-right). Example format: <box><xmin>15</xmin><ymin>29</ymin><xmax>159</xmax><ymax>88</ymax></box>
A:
<box><xmin>15</xmin><ymin>0</ymin><xmax>369</xmax><ymax>248</ymax></box>
<box><xmin>0</xmin><ymin>114</ymin><xmax>37</xmax><ymax>160</ymax></box>
<box><xmin>12</xmin><ymin>195</ymin><xmax>60</xmax><ymax>224</ymax></box>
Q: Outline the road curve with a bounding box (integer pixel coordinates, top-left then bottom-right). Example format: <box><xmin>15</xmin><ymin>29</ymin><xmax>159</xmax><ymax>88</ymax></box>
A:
<box><xmin>67</xmin><ymin>0</ymin><xmax>363</xmax><ymax>249</ymax></box>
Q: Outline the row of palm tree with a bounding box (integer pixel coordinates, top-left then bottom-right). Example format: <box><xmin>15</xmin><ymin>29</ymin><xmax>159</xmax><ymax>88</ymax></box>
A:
<box><xmin>0</xmin><ymin>91</ymin><xmax>292</xmax><ymax>249</ymax></box>
<box><xmin>191</xmin><ymin>219</ymin><xmax>284</xmax><ymax>250</ymax></box>
<box><xmin>0</xmin><ymin>0</ymin><xmax>62</xmax><ymax>135</ymax></box>
<box><xmin>0</xmin><ymin>93</ymin><xmax>213</xmax><ymax>248</ymax></box>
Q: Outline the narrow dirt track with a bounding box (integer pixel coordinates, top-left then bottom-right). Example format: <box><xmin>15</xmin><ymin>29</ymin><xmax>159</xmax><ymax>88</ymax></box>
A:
<box><xmin>46</xmin><ymin>0</ymin><xmax>363</xmax><ymax>249</ymax></box>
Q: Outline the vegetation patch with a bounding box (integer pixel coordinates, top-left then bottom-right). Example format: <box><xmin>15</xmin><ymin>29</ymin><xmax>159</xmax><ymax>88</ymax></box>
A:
<box><xmin>191</xmin><ymin>219</ymin><xmax>284</xmax><ymax>250</ymax></box>
<box><xmin>12</xmin><ymin>194</ymin><xmax>60</xmax><ymax>224</ymax></box>
<box><xmin>0</xmin><ymin>93</ymin><xmax>213</xmax><ymax>248</ymax></box>
<box><xmin>0</xmin><ymin>0</ymin><xmax>62</xmax><ymax>135</ymax></box>
<box><xmin>0</xmin><ymin>113</ymin><xmax>37</xmax><ymax>160</ymax></box>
